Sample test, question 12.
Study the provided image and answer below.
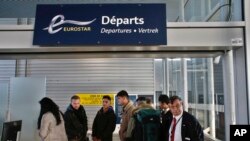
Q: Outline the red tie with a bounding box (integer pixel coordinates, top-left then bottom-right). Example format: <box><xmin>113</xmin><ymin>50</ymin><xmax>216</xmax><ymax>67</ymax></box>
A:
<box><xmin>171</xmin><ymin>118</ymin><xmax>177</xmax><ymax>141</ymax></box>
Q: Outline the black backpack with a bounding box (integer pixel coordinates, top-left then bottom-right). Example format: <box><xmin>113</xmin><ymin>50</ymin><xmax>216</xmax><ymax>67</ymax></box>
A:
<box><xmin>132</xmin><ymin>108</ymin><xmax>161</xmax><ymax>141</ymax></box>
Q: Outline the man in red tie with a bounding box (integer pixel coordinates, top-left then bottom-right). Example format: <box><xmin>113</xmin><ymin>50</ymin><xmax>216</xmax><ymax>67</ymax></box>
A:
<box><xmin>170</xmin><ymin>117</ymin><xmax>177</xmax><ymax>141</ymax></box>
<box><xmin>165</xmin><ymin>96</ymin><xmax>204</xmax><ymax>141</ymax></box>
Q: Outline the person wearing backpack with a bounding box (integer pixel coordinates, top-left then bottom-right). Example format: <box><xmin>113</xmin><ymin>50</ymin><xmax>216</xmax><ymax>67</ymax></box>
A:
<box><xmin>126</xmin><ymin>97</ymin><xmax>161</xmax><ymax>141</ymax></box>
<box><xmin>165</xmin><ymin>96</ymin><xmax>204</xmax><ymax>141</ymax></box>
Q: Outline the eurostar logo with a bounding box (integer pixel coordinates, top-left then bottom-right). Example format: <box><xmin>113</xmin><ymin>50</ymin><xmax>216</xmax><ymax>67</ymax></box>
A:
<box><xmin>43</xmin><ymin>15</ymin><xmax>96</xmax><ymax>34</ymax></box>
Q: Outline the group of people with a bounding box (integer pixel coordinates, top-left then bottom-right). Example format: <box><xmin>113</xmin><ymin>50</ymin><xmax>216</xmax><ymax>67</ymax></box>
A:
<box><xmin>117</xmin><ymin>90</ymin><xmax>204</xmax><ymax>141</ymax></box>
<box><xmin>38</xmin><ymin>95</ymin><xmax>115</xmax><ymax>141</ymax></box>
<box><xmin>37</xmin><ymin>90</ymin><xmax>204</xmax><ymax>141</ymax></box>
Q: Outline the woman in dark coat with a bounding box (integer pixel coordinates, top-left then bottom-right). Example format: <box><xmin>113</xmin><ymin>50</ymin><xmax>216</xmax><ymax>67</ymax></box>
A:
<box><xmin>92</xmin><ymin>95</ymin><xmax>116</xmax><ymax>141</ymax></box>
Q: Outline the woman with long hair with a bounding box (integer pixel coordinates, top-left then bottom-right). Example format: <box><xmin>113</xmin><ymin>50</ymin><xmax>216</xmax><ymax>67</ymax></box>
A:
<box><xmin>38</xmin><ymin>97</ymin><xmax>68</xmax><ymax>141</ymax></box>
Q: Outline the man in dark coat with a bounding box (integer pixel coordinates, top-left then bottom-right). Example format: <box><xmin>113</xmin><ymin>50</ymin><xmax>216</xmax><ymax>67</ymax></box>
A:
<box><xmin>64</xmin><ymin>95</ymin><xmax>88</xmax><ymax>141</ymax></box>
<box><xmin>92</xmin><ymin>95</ymin><xmax>116</xmax><ymax>141</ymax></box>
<box><xmin>164</xmin><ymin>96</ymin><xmax>204</xmax><ymax>141</ymax></box>
<box><xmin>158</xmin><ymin>94</ymin><xmax>172</xmax><ymax>141</ymax></box>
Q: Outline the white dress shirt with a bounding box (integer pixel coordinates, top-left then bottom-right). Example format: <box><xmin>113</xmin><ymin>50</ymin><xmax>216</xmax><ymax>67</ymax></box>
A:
<box><xmin>169</xmin><ymin>111</ymin><xmax>183</xmax><ymax>141</ymax></box>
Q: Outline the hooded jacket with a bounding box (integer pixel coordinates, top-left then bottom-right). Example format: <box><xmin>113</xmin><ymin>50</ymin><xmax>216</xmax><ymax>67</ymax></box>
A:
<box><xmin>92</xmin><ymin>107</ymin><xmax>116</xmax><ymax>141</ymax></box>
<box><xmin>125</xmin><ymin>103</ymin><xmax>154</xmax><ymax>138</ymax></box>
<box><xmin>64</xmin><ymin>105</ymin><xmax>88</xmax><ymax>140</ymax></box>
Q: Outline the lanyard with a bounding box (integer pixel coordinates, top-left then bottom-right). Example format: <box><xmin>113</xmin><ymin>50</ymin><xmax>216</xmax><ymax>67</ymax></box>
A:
<box><xmin>170</xmin><ymin>115</ymin><xmax>183</xmax><ymax>131</ymax></box>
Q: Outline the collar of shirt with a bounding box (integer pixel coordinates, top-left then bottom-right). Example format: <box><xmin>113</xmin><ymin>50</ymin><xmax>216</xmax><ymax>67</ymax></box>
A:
<box><xmin>169</xmin><ymin>111</ymin><xmax>184</xmax><ymax>141</ymax></box>
<box><xmin>123</xmin><ymin>101</ymin><xmax>133</xmax><ymax>111</ymax></box>
<box><xmin>162</xmin><ymin>108</ymin><xmax>169</xmax><ymax>114</ymax></box>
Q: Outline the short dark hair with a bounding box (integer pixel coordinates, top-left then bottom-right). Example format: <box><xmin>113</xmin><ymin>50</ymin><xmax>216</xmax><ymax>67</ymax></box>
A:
<box><xmin>71</xmin><ymin>95</ymin><xmax>80</xmax><ymax>101</ymax></box>
<box><xmin>158</xmin><ymin>95</ymin><xmax>170</xmax><ymax>104</ymax></box>
<box><xmin>116</xmin><ymin>90</ymin><xmax>129</xmax><ymax>98</ymax></box>
<box><xmin>170</xmin><ymin>95</ymin><xmax>182</xmax><ymax>104</ymax></box>
<box><xmin>103</xmin><ymin>95</ymin><xmax>111</xmax><ymax>101</ymax></box>
<box><xmin>136</xmin><ymin>97</ymin><xmax>146</xmax><ymax>102</ymax></box>
<box><xmin>146</xmin><ymin>98</ymin><xmax>152</xmax><ymax>104</ymax></box>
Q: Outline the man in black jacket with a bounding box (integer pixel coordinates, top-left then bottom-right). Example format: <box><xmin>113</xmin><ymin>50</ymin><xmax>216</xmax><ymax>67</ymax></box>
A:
<box><xmin>158</xmin><ymin>95</ymin><xmax>172</xmax><ymax>141</ymax></box>
<box><xmin>92</xmin><ymin>95</ymin><xmax>116</xmax><ymax>141</ymax></box>
<box><xmin>165</xmin><ymin>96</ymin><xmax>204</xmax><ymax>141</ymax></box>
<box><xmin>64</xmin><ymin>95</ymin><xmax>88</xmax><ymax>141</ymax></box>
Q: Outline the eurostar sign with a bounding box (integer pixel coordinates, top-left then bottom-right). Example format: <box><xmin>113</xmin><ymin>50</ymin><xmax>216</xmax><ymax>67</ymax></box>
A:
<box><xmin>33</xmin><ymin>4</ymin><xmax>166</xmax><ymax>45</ymax></box>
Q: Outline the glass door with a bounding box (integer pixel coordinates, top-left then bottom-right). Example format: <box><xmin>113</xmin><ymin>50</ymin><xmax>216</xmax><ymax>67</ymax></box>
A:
<box><xmin>155</xmin><ymin>58</ymin><xmax>225</xmax><ymax>140</ymax></box>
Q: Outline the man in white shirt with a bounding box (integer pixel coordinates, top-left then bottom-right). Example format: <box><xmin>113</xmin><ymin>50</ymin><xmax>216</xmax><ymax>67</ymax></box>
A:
<box><xmin>166</xmin><ymin>96</ymin><xmax>204</xmax><ymax>141</ymax></box>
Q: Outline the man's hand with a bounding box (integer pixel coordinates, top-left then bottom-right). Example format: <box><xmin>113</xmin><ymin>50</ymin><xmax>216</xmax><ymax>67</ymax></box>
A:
<box><xmin>92</xmin><ymin>136</ymin><xmax>101</xmax><ymax>141</ymax></box>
